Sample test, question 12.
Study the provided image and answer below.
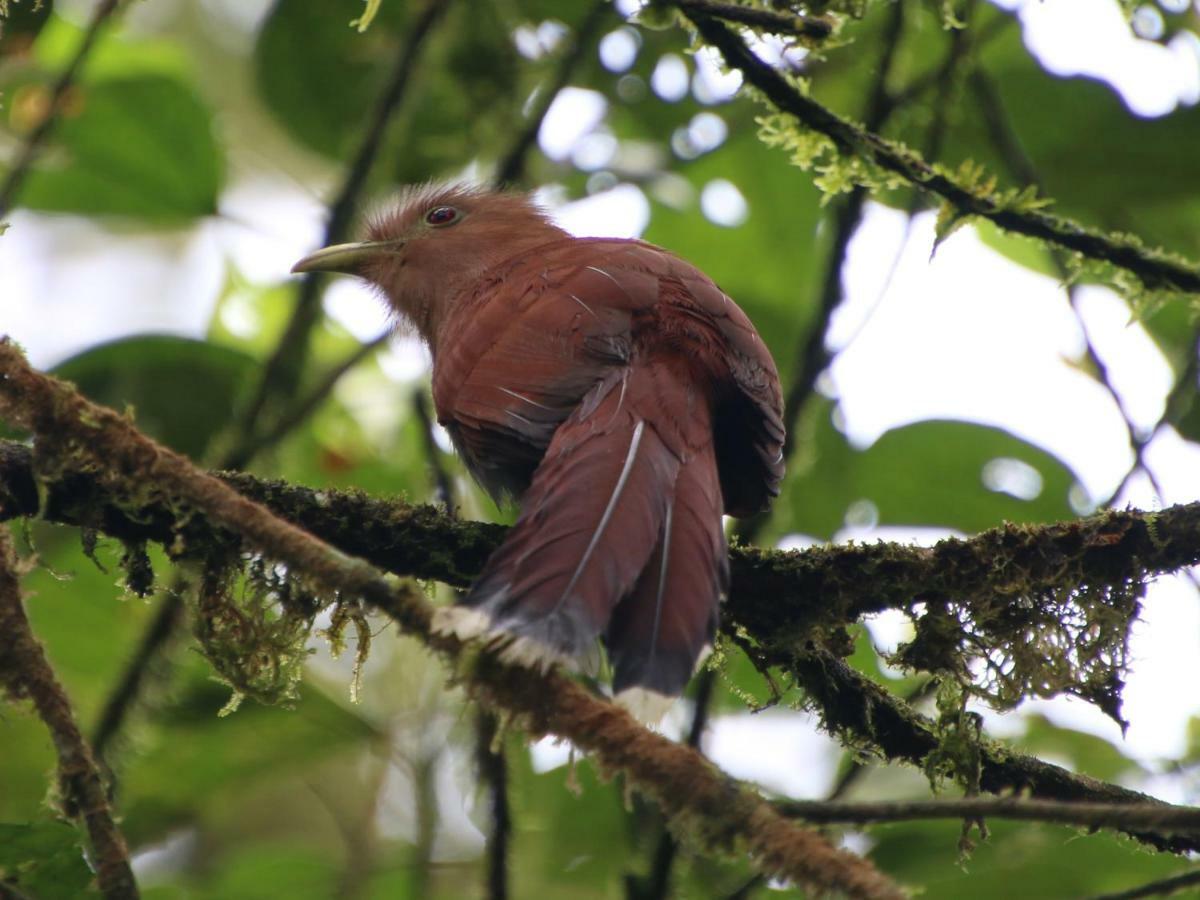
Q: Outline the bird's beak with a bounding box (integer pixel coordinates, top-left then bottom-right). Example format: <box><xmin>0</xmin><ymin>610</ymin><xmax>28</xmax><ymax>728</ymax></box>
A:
<box><xmin>290</xmin><ymin>240</ymin><xmax>398</xmax><ymax>275</ymax></box>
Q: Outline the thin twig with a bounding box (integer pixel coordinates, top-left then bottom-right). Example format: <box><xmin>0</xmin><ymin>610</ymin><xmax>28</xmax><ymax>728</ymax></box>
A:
<box><xmin>229</xmin><ymin>0</ymin><xmax>451</xmax><ymax>456</ymax></box>
<box><xmin>0</xmin><ymin>340</ymin><xmax>905</xmax><ymax>900</ymax></box>
<box><xmin>775</xmin><ymin>796</ymin><xmax>1200</xmax><ymax>832</ymax></box>
<box><xmin>90</xmin><ymin>581</ymin><xmax>187</xmax><ymax>766</ymax></box>
<box><xmin>223</xmin><ymin>331</ymin><xmax>390</xmax><ymax>470</ymax></box>
<box><xmin>675</xmin><ymin>0</ymin><xmax>833</xmax><ymax>41</ymax></box>
<box><xmin>0</xmin><ymin>530</ymin><xmax>138</xmax><ymax>900</ymax></box>
<box><xmin>1087</xmin><ymin>868</ymin><xmax>1200</xmax><ymax>900</ymax></box>
<box><xmin>412</xmin><ymin>385</ymin><xmax>510</xmax><ymax>900</ymax></box>
<box><xmin>0</xmin><ymin>0</ymin><xmax>120</xmax><ymax>218</ymax></box>
<box><xmin>679</xmin><ymin>9</ymin><xmax>1200</xmax><ymax>295</ymax></box>
<box><xmin>475</xmin><ymin>708</ymin><xmax>511</xmax><ymax>900</ymax></box>
<box><xmin>494</xmin><ymin>0</ymin><xmax>611</xmax><ymax>186</ymax></box>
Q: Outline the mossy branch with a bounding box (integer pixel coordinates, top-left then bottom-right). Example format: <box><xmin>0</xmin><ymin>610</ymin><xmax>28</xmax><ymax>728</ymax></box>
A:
<box><xmin>0</xmin><ymin>529</ymin><xmax>139</xmax><ymax>900</ymax></box>
<box><xmin>0</xmin><ymin>340</ymin><xmax>903</xmax><ymax>900</ymax></box>
<box><xmin>679</xmin><ymin>9</ymin><xmax>1200</xmax><ymax>297</ymax></box>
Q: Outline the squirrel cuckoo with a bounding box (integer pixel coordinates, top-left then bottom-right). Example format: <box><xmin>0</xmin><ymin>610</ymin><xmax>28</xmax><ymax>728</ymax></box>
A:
<box><xmin>293</xmin><ymin>184</ymin><xmax>784</xmax><ymax>716</ymax></box>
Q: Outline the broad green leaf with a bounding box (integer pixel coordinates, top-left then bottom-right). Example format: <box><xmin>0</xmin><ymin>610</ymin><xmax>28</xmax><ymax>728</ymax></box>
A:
<box><xmin>775</xmin><ymin>405</ymin><xmax>1079</xmax><ymax>541</ymax></box>
<box><xmin>255</xmin><ymin>0</ymin><xmax>408</xmax><ymax>159</ymax></box>
<box><xmin>0</xmin><ymin>822</ymin><xmax>94</xmax><ymax>900</ymax></box>
<box><xmin>119</xmin><ymin>671</ymin><xmax>381</xmax><ymax>845</ymax></box>
<box><xmin>871</xmin><ymin>820</ymin><xmax>1191</xmax><ymax>899</ymax></box>
<box><xmin>52</xmin><ymin>335</ymin><xmax>257</xmax><ymax>459</ymax></box>
<box><xmin>13</xmin><ymin>74</ymin><xmax>221</xmax><ymax>221</ymax></box>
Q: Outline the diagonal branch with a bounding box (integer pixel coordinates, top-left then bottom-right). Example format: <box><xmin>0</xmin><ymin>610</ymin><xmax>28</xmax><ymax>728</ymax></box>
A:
<box><xmin>0</xmin><ymin>341</ymin><xmax>904</xmax><ymax>900</ymax></box>
<box><xmin>0</xmin><ymin>530</ymin><xmax>138</xmax><ymax>900</ymax></box>
<box><xmin>3</xmin><ymin>436</ymin><xmax>1198</xmax><ymax>670</ymax></box>
<box><xmin>678</xmin><ymin>9</ymin><xmax>1200</xmax><ymax>296</ymax></box>
<box><xmin>227</xmin><ymin>0</ymin><xmax>452</xmax><ymax>461</ymax></box>
<box><xmin>775</xmin><ymin>795</ymin><xmax>1200</xmax><ymax>834</ymax></box>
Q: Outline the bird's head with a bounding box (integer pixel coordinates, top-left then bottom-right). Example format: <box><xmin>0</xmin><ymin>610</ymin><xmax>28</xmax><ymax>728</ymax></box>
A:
<box><xmin>292</xmin><ymin>183</ymin><xmax>567</xmax><ymax>344</ymax></box>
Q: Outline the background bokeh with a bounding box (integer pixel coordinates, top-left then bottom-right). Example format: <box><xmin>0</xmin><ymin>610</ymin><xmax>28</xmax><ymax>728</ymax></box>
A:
<box><xmin>3</xmin><ymin>0</ymin><xmax>1200</xmax><ymax>897</ymax></box>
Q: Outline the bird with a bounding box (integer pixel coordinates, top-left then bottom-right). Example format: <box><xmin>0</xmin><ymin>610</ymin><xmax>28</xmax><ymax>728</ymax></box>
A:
<box><xmin>293</xmin><ymin>183</ymin><xmax>784</xmax><ymax>717</ymax></box>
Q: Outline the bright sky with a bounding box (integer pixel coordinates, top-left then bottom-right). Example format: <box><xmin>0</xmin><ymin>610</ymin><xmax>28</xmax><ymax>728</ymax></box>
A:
<box><xmin>3</xmin><ymin>0</ymin><xmax>1199</xmax><ymax>806</ymax></box>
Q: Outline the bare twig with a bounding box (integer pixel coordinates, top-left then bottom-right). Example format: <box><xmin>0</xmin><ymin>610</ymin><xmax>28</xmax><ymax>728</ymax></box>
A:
<box><xmin>0</xmin><ymin>340</ymin><xmax>904</xmax><ymax>900</ymax></box>
<box><xmin>675</xmin><ymin>0</ymin><xmax>833</xmax><ymax>41</ymax></box>
<box><xmin>494</xmin><ymin>0</ymin><xmax>611</xmax><ymax>186</ymax></box>
<box><xmin>775</xmin><ymin>796</ymin><xmax>1200</xmax><ymax>834</ymax></box>
<box><xmin>223</xmin><ymin>331</ymin><xmax>390</xmax><ymax>471</ymax></box>
<box><xmin>475</xmin><ymin>708</ymin><xmax>511</xmax><ymax>900</ymax></box>
<box><xmin>0</xmin><ymin>0</ymin><xmax>120</xmax><ymax>218</ymax></box>
<box><xmin>679</xmin><ymin>9</ymin><xmax>1200</xmax><ymax>295</ymax></box>
<box><xmin>90</xmin><ymin>582</ymin><xmax>187</xmax><ymax>766</ymax></box>
<box><xmin>0</xmin><ymin>530</ymin><xmax>138</xmax><ymax>900</ymax></box>
<box><xmin>229</xmin><ymin>0</ymin><xmax>451</xmax><ymax>456</ymax></box>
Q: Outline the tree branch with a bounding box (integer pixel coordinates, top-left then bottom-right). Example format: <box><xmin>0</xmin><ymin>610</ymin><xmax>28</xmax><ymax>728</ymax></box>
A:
<box><xmin>786</xmin><ymin>646</ymin><xmax>1198</xmax><ymax>855</ymax></box>
<box><xmin>2</xmin><ymin>435</ymin><xmax>1197</xmax><ymax>676</ymax></box>
<box><xmin>675</xmin><ymin>0</ymin><xmax>834</xmax><ymax>42</ymax></box>
<box><xmin>775</xmin><ymin>796</ymin><xmax>1200</xmax><ymax>835</ymax></box>
<box><xmin>1088</xmin><ymin>868</ymin><xmax>1200</xmax><ymax>900</ymax></box>
<box><xmin>0</xmin><ymin>530</ymin><xmax>138</xmax><ymax>900</ymax></box>
<box><xmin>678</xmin><ymin>9</ymin><xmax>1200</xmax><ymax>295</ymax></box>
<box><xmin>0</xmin><ymin>340</ymin><xmax>904</xmax><ymax>900</ymax></box>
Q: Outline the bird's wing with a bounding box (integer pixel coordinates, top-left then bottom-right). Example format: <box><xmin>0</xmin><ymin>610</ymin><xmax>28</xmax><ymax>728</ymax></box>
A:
<box><xmin>431</xmin><ymin>238</ymin><xmax>783</xmax><ymax>512</ymax></box>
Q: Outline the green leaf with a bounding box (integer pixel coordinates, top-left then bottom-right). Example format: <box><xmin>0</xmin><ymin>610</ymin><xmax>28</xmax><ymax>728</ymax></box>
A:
<box><xmin>871</xmin><ymin>820</ymin><xmax>1190</xmax><ymax>898</ymax></box>
<box><xmin>119</xmin><ymin>671</ymin><xmax>381</xmax><ymax>845</ymax></box>
<box><xmin>775</xmin><ymin>405</ymin><xmax>1079</xmax><ymax>541</ymax></box>
<box><xmin>0</xmin><ymin>821</ymin><xmax>94</xmax><ymax>900</ymax></box>
<box><xmin>13</xmin><ymin>74</ymin><xmax>222</xmax><ymax>221</ymax></box>
<box><xmin>51</xmin><ymin>335</ymin><xmax>257</xmax><ymax>458</ymax></box>
<box><xmin>255</xmin><ymin>0</ymin><xmax>407</xmax><ymax>159</ymax></box>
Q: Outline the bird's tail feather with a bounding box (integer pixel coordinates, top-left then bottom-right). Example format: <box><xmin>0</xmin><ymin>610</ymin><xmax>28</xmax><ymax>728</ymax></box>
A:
<box><xmin>435</xmin><ymin>371</ymin><xmax>681</xmax><ymax>673</ymax></box>
<box><xmin>606</xmin><ymin>435</ymin><xmax>726</xmax><ymax>711</ymax></box>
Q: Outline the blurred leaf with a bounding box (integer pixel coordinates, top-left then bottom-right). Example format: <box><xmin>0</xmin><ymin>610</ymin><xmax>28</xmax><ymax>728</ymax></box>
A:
<box><xmin>776</xmin><ymin>405</ymin><xmax>1079</xmax><ymax>541</ymax></box>
<box><xmin>0</xmin><ymin>0</ymin><xmax>51</xmax><ymax>56</ymax></box>
<box><xmin>0</xmin><ymin>821</ymin><xmax>94</xmax><ymax>900</ymax></box>
<box><xmin>255</xmin><ymin>0</ymin><xmax>407</xmax><ymax>159</ymax></box>
<box><xmin>952</xmin><ymin>24</ymin><xmax>1200</xmax><ymax>259</ymax></box>
<box><xmin>187</xmin><ymin>844</ymin><xmax>340</xmax><ymax>900</ymax></box>
<box><xmin>119</xmin><ymin>671</ymin><xmax>381</xmax><ymax>844</ymax></box>
<box><xmin>870</xmin><ymin>819</ymin><xmax>1190</xmax><ymax>899</ymax></box>
<box><xmin>51</xmin><ymin>335</ymin><xmax>257</xmax><ymax>458</ymax></box>
<box><xmin>1017</xmin><ymin>713</ymin><xmax>1144</xmax><ymax>783</ymax></box>
<box><xmin>12</xmin><ymin>74</ymin><xmax>221</xmax><ymax>221</ymax></box>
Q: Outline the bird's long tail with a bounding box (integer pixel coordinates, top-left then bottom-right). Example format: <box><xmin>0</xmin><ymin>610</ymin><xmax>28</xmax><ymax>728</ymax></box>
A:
<box><xmin>434</xmin><ymin>361</ymin><xmax>726</xmax><ymax>711</ymax></box>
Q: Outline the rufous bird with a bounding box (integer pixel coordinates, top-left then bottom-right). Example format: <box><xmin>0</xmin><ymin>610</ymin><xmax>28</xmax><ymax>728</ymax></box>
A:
<box><xmin>293</xmin><ymin>184</ymin><xmax>784</xmax><ymax>716</ymax></box>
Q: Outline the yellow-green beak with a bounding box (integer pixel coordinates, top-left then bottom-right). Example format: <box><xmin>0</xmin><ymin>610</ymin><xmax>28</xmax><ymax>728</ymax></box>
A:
<box><xmin>291</xmin><ymin>240</ymin><xmax>398</xmax><ymax>275</ymax></box>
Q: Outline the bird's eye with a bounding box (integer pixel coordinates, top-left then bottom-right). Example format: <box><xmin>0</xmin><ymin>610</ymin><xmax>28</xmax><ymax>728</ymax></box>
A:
<box><xmin>425</xmin><ymin>206</ymin><xmax>460</xmax><ymax>227</ymax></box>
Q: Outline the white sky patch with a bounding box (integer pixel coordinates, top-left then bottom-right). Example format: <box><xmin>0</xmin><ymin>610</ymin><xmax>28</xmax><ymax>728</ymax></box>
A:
<box><xmin>705</xmin><ymin>710</ymin><xmax>842</xmax><ymax>798</ymax></box>
<box><xmin>322</xmin><ymin>278</ymin><xmax>391</xmax><ymax>342</ymax></box>
<box><xmin>599</xmin><ymin>27</ymin><xmax>640</xmax><ymax>72</ymax></box>
<box><xmin>692</xmin><ymin>46</ymin><xmax>743</xmax><ymax>104</ymax></box>
<box><xmin>538</xmin><ymin>87</ymin><xmax>608</xmax><ymax>160</ymax></box>
<box><xmin>0</xmin><ymin>210</ymin><xmax>223</xmax><ymax>368</ymax></box>
<box><xmin>1005</xmin><ymin>0</ymin><xmax>1200</xmax><ymax>116</ymax></box>
<box><xmin>651</xmin><ymin>53</ymin><xmax>690</xmax><ymax>102</ymax></box>
<box><xmin>829</xmin><ymin>205</ymin><xmax>1135</xmax><ymax>502</ymax></box>
<box><xmin>549</xmin><ymin>182</ymin><xmax>650</xmax><ymax>237</ymax></box>
<box><xmin>699</xmin><ymin>178</ymin><xmax>749</xmax><ymax>227</ymax></box>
